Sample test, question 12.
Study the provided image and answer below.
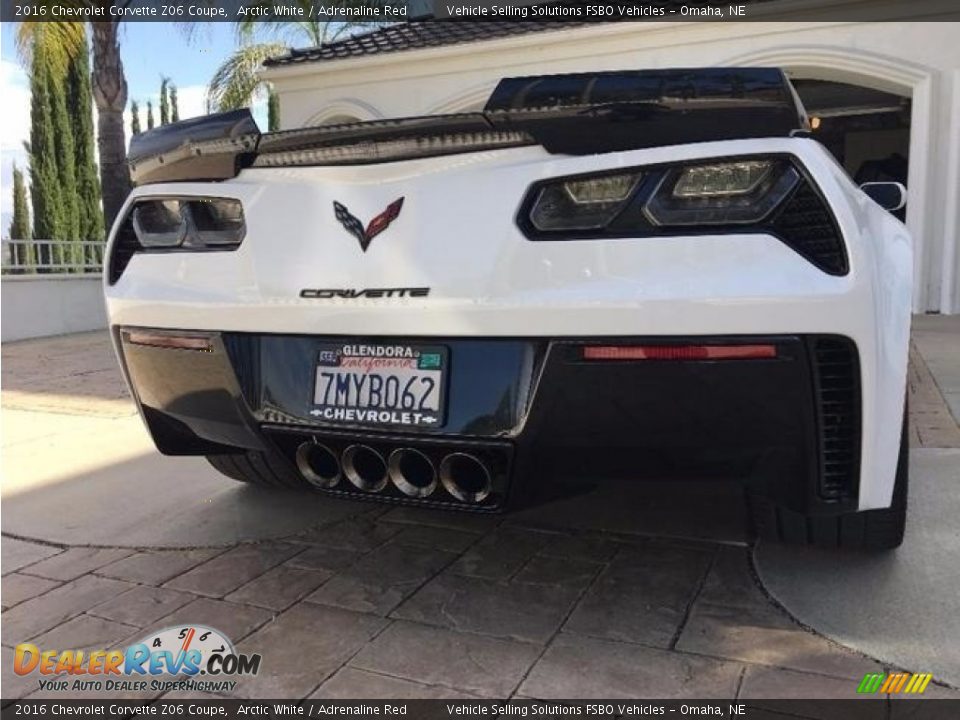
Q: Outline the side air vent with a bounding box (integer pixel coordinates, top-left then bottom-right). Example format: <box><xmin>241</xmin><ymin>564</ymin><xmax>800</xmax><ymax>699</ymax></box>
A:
<box><xmin>811</xmin><ymin>336</ymin><xmax>861</xmax><ymax>501</ymax></box>
<box><xmin>772</xmin><ymin>180</ymin><xmax>848</xmax><ymax>276</ymax></box>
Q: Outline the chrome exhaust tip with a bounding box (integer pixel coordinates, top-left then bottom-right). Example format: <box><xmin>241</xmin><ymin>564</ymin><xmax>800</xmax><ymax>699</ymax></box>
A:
<box><xmin>342</xmin><ymin>444</ymin><xmax>388</xmax><ymax>492</ymax></box>
<box><xmin>388</xmin><ymin>448</ymin><xmax>438</xmax><ymax>498</ymax></box>
<box><xmin>295</xmin><ymin>441</ymin><xmax>341</xmax><ymax>489</ymax></box>
<box><xmin>439</xmin><ymin>452</ymin><xmax>492</xmax><ymax>504</ymax></box>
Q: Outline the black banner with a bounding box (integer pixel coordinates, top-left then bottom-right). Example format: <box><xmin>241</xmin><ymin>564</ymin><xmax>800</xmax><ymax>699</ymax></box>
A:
<box><xmin>1</xmin><ymin>0</ymin><xmax>959</xmax><ymax>23</ymax></box>
<box><xmin>2</xmin><ymin>700</ymin><xmax>960</xmax><ymax>720</ymax></box>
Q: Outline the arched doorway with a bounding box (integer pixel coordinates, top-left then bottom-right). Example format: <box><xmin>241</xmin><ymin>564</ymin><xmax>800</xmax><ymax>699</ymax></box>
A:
<box><xmin>793</xmin><ymin>79</ymin><xmax>910</xmax><ymax>222</ymax></box>
<box><xmin>726</xmin><ymin>46</ymin><xmax>937</xmax><ymax>311</ymax></box>
<box><xmin>305</xmin><ymin>99</ymin><xmax>383</xmax><ymax>127</ymax></box>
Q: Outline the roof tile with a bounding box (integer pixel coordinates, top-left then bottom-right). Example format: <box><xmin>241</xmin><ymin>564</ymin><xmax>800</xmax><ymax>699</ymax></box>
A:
<box><xmin>263</xmin><ymin>21</ymin><xmax>592</xmax><ymax>67</ymax></box>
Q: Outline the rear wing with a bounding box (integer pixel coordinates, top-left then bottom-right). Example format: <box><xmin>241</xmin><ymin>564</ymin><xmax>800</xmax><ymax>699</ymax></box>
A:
<box><xmin>128</xmin><ymin>68</ymin><xmax>808</xmax><ymax>186</ymax></box>
<box><xmin>127</xmin><ymin>110</ymin><xmax>259</xmax><ymax>186</ymax></box>
<box><xmin>484</xmin><ymin>68</ymin><xmax>808</xmax><ymax>154</ymax></box>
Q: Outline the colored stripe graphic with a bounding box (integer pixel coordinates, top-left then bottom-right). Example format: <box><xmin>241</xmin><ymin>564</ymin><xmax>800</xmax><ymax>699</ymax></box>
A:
<box><xmin>859</xmin><ymin>672</ymin><xmax>933</xmax><ymax>694</ymax></box>
<box><xmin>880</xmin><ymin>674</ymin><xmax>897</xmax><ymax>693</ymax></box>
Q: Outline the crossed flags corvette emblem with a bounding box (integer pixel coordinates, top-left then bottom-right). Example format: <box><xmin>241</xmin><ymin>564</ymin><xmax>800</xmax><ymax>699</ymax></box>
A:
<box><xmin>333</xmin><ymin>198</ymin><xmax>405</xmax><ymax>252</ymax></box>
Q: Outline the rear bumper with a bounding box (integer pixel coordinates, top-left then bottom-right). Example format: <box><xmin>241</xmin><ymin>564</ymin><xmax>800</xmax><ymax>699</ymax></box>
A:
<box><xmin>116</xmin><ymin>327</ymin><xmax>865</xmax><ymax>516</ymax></box>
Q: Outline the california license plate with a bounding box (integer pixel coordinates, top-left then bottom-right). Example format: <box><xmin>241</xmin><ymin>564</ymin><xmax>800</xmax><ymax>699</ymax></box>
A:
<box><xmin>310</xmin><ymin>342</ymin><xmax>447</xmax><ymax>428</ymax></box>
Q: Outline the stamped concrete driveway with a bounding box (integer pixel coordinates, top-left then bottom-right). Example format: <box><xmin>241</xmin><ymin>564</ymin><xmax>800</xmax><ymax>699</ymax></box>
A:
<box><xmin>755</xmin><ymin>316</ymin><xmax>960</xmax><ymax>689</ymax></box>
<box><xmin>2</xmin><ymin>325</ymin><xmax>958</xmax><ymax>708</ymax></box>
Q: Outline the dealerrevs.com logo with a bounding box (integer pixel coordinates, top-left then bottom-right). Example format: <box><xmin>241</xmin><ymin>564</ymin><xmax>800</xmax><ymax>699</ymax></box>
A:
<box><xmin>13</xmin><ymin>625</ymin><xmax>260</xmax><ymax>694</ymax></box>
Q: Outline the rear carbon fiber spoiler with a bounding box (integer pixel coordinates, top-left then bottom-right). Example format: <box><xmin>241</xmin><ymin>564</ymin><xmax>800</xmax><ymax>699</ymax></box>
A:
<box><xmin>484</xmin><ymin>68</ymin><xmax>809</xmax><ymax>154</ymax></box>
<box><xmin>128</xmin><ymin>109</ymin><xmax>260</xmax><ymax>185</ymax></box>
<box><xmin>128</xmin><ymin>68</ymin><xmax>807</xmax><ymax>185</ymax></box>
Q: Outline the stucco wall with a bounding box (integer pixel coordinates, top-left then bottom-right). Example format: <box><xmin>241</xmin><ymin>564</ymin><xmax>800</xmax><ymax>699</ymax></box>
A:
<box><xmin>264</xmin><ymin>20</ymin><xmax>960</xmax><ymax>313</ymax></box>
<box><xmin>1</xmin><ymin>276</ymin><xmax>108</xmax><ymax>342</ymax></box>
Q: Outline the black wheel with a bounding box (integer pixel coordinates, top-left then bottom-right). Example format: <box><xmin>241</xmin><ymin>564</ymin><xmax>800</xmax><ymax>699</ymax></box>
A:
<box><xmin>748</xmin><ymin>408</ymin><xmax>908</xmax><ymax>550</ymax></box>
<box><xmin>206</xmin><ymin>449</ymin><xmax>312</xmax><ymax>490</ymax></box>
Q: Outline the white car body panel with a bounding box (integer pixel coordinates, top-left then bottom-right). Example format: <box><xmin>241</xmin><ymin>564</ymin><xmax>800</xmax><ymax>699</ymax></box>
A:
<box><xmin>105</xmin><ymin>136</ymin><xmax>912</xmax><ymax>512</ymax></box>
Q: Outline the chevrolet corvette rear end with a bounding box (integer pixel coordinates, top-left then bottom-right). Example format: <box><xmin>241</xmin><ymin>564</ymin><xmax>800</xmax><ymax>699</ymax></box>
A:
<box><xmin>105</xmin><ymin>68</ymin><xmax>913</xmax><ymax>549</ymax></box>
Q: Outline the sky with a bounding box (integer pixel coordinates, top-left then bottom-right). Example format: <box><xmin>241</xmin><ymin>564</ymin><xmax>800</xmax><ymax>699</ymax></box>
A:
<box><xmin>0</xmin><ymin>22</ymin><xmax>272</xmax><ymax>235</ymax></box>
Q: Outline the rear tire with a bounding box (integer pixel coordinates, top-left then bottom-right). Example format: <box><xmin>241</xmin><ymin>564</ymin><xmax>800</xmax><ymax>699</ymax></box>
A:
<box><xmin>748</xmin><ymin>408</ymin><xmax>908</xmax><ymax>550</ymax></box>
<box><xmin>206</xmin><ymin>449</ymin><xmax>312</xmax><ymax>490</ymax></box>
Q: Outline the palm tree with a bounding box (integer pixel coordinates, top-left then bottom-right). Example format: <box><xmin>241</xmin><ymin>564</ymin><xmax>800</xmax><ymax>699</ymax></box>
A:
<box><xmin>206</xmin><ymin>42</ymin><xmax>289</xmax><ymax>115</ymax></box>
<box><xmin>17</xmin><ymin>18</ymin><xmax>131</xmax><ymax>229</ymax></box>
<box><xmin>206</xmin><ymin>2</ymin><xmax>390</xmax><ymax>117</ymax></box>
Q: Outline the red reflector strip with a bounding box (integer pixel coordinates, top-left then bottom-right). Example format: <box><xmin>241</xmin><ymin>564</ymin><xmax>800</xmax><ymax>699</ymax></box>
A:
<box><xmin>583</xmin><ymin>344</ymin><xmax>777</xmax><ymax>361</ymax></box>
<box><xmin>125</xmin><ymin>331</ymin><xmax>213</xmax><ymax>352</ymax></box>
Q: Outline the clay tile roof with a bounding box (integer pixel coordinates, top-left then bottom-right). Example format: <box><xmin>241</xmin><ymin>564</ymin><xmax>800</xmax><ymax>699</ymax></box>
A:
<box><xmin>263</xmin><ymin>21</ymin><xmax>592</xmax><ymax>67</ymax></box>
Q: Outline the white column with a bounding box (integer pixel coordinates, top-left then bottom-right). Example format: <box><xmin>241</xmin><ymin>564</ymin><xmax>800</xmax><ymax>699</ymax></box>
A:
<box><xmin>938</xmin><ymin>69</ymin><xmax>960</xmax><ymax>314</ymax></box>
<box><xmin>906</xmin><ymin>76</ymin><xmax>935</xmax><ymax>312</ymax></box>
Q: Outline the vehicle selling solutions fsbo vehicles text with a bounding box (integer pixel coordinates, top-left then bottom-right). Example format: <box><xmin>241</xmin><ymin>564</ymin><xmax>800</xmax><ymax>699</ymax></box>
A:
<box><xmin>443</xmin><ymin>4</ymin><xmax>746</xmax><ymax>17</ymax></box>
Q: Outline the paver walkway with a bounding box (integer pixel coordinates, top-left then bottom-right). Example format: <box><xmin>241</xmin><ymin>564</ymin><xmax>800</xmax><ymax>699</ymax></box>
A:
<box><xmin>2</xmin><ymin>320</ymin><xmax>958</xmax><ymax>708</ymax></box>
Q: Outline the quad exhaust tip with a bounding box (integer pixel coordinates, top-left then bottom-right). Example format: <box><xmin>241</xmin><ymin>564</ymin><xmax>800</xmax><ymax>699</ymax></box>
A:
<box><xmin>388</xmin><ymin>448</ymin><xmax>438</xmax><ymax>498</ymax></box>
<box><xmin>440</xmin><ymin>452</ymin><xmax>492</xmax><ymax>504</ymax></box>
<box><xmin>295</xmin><ymin>440</ymin><xmax>493</xmax><ymax>504</ymax></box>
<box><xmin>295</xmin><ymin>441</ymin><xmax>341</xmax><ymax>489</ymax></box>
<box><xmin>342</xmin><ymin>444</ymin><xmax>389</xmax><ymax>493</ymax></box>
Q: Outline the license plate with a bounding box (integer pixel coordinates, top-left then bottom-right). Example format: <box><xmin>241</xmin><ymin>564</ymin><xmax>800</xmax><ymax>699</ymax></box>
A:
<box><xmin>310</xmin><ymin>342</ymin><xmax>447</xmax><ymax>428</ymax></box>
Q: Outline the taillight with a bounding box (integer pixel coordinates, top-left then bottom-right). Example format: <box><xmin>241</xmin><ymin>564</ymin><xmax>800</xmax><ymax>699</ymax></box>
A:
<box><xmin>643</xmin><ymin>160</ymin><xmax>799</xmax><ymax>226</ymax></box>
<box><xmin>130</xmin><ymin>197</ymin><xmax>245</xmax><ymax>249</ymax></box>
<box><xmin>529</xmin><ymin>172</ymin><xmax>642</xmax><ymax>231</ymax></box>
<box><xmin>582</xmin><ymin>344</ymin><xmax>777</xmax><ymax>361</ymax></box>
<box><xmin>522</xmin><ymin>156</ymin><xmax>799</xmax><ymax>235</ymax></box>
<box><xmin>517</xmin><ymin>154</ymin><xmax>847</xmax><ymax>276</ymax></box>
<box><xmin>131</xmin><ymin>200</ymin><xmax>186</xmax><ymax>247</ymax></box>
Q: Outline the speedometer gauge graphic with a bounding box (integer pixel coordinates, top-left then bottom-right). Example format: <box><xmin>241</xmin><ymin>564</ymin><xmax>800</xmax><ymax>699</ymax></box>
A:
<box><xmin>135</xmin><ymin>625</ymin><xmax>234</xmax><ymax>674</ymax></box>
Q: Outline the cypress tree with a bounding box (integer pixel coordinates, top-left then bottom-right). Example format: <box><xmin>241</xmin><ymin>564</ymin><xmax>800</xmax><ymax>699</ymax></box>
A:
<box><xmin>131</xmin><ymin>100</ymin><xmax>141</xmax><ymax>135</ymax></box>
<box><xmin>160</xmin><ymin>77</ymin><xmax>169</xmax><ymax>125</ymax></box>
<box><xmin>67</xmin><ymin>33</ymin><xmax>104</xmax><ymax>243</ymax></box>
<box><xmin>147</xmin><ymin>100</ymin><xmax>155</xmax><ymax>130</ymax></box>
<box><xmin>9</xmin><ymin>164</ymin><xmax>31</xmax><ymax>240</ymax></box>
<box><xmin>170</xmin><ymin>85</ymin><xmax>179</xmax><ymax>123</ymax></box>
<box><xmin>29</xmin><ymin>33</ymin><xmax>65</xmax><ymax>252</ymax></box>
<box><xmin>52</xmin><ymin>54</ymin><xmax>79</xmax><ymax>245</ymax></box>
<box><xmin>268</xmin><ymin>89</ymin><xmax>280</xmax><ymax>131</ymax></box>
<box><xmin>9</xmin><ymin>163</ymin><xmax>33</xmax><ymax>270</ymax></box>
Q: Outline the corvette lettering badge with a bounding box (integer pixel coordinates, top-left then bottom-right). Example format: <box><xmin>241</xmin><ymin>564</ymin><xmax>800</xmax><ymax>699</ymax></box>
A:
<box><xmin>333</xmin><ymin>198</ymin><xmax>404</xmax><ymax>252</ymax></box>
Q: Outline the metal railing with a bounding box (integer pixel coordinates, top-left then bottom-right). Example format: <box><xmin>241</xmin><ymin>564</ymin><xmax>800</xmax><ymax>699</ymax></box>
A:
<box><xmin>1</xmin><ymin>239</ymin><xmax>105</xmax><ymax>275</ymax></box>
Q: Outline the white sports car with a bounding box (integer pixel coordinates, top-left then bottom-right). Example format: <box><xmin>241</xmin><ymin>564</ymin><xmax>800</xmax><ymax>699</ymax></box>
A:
<box><xmin>105</xmin><ymin>68</ymin><xmax>912</xmax><ymax>549</ymax></box>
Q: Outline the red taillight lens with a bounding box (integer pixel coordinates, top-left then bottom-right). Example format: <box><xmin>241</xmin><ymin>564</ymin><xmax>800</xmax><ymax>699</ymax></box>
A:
<box><xmin>125</xmin><ymin>331</ymin><xmax>213</xmax><ymax>352</ymax></box>
<box><xmin>582</xmin><ymin>344</ymin><xmax>777</xmax><ymax>361</ymax></box>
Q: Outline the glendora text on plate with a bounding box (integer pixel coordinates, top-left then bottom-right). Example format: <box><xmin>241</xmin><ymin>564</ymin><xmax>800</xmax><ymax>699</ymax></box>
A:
<box><xmin>310</xmin><ymin>342</ymin><xmax>447</xmax><ymax>428</ymax></box>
